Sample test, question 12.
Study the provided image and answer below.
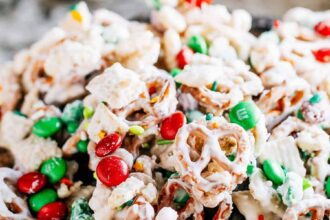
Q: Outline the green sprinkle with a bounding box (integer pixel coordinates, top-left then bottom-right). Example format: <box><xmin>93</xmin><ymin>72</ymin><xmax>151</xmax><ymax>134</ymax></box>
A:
<box><xmin>246</xmin><ymin>164</ymin><xmax>254</xmax><ymax>176</ymax></box>
<box><xmin>309</xmin><ymin>93</ymin><xmax>322</xmax><ymax>104</ymax></box>
<box><xmin>117</xmin><ymin>199</ymin><xmax>134</xmax><ymax>211</ymax></box>
<box><xmin>170</xmin><ymin>68</ymin><xmax>182</xmax><ymax>77</ymax></box>
<box><xmin>129</xmin><ymin>125</ymin><xmax>144</xmax><ymax>135</ymax></box>
<box><xmin>70</xmin><ymin>4</ymin><xmax>78</xmax><ymax>11</ymax></box>
<box><xmin>297</xmin><ymin>109</ymin><xmax>304</xmax><ymax>120</ymax></box>
<box><xmin>13</xmin><ymin>110</ymin><xmax>27</xmax><ymax>118</ymax></box>
<box><xmin>303</xmin><ymin>178</ymin><xmax>311</xmax><ymax>190</ymax></box>
<box><xmin>152</xmin><ymin>0</ymin><xmax>161</xmax><ymax>10</ymax></box>
<box><xmin>77</xmin><ymin>140</ymin><xmax>88</xmax><ymax>153</ymax></box>
<box><xmin>306</xmin><ymin>212</ymin><xmax>312</xmax><ymax>218</ymax></box>
<box><xmin>157</xmin><ymin>139</ymin><xmax>174</xmax><ymax>145</ymax></box>
<box><xmin>227</xmin><ymin>154</ymin><xmax>235</xmax><ymax>161</ymax></box>
<box><xmin>141</xmin><ymin>143</ymin><xmax>150</xmax><ymax>148</ymax></box>
<box><xmin>205</xmin><ymin>113</ymin><xmax>213</xmax><ymax>121</ymax></box>
<box><xmin>187</xmin><ymin>35</ymin><xmax>208</xmax><ymax>54</ymax></box>
<box><xmin>83</xmin><ymin>106</ymin><xmax>94</xmax><ymax>119</ymax></box>
<box><xmin>211</xmin><ymin>81</ymin><xmax>218</xmax><ymax>91</ymax></box>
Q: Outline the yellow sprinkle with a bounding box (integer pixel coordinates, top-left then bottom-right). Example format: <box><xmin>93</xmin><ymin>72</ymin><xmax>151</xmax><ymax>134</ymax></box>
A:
<box><xmin>98</xmin><ymin>130</ymin><xmax>107</xmax><ymax>139</ymax></box>
<box><xmin>211</xmin><ymin>122</ymin><xmax>219</xmax><ymax>129</ymax></box>
<box><xmin>133</xmin><ymin>161</ymin><xmax>144</xmax><ymax>172</ymax></box>
<box><xmin>93</xmin><ymin>172</ymin><xmax>98</xmax><ymax>180</ymax></box>
<box><xmin>150</xmin><ymin>96</ymin><xmax>160</xmax><ymax>104</ymax></box>
<box><xmin>71</xmin><ymin>10</ymin><xmax>83</xmax><ymax>23</ymax></box>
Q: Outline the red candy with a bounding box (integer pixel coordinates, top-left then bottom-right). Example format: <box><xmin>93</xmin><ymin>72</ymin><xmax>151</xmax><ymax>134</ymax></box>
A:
<box><xmin>313</xmin><ymin>48</ymin><xmax>330</xmax><ymax>63</ymax></box>
<box><xmin>17</xmin><ymin>172</ymin><xmax>47</xmax><ymax>194</ymax></box>
<box><xmin>37</xmin><ymin>202</ymin><xmax>67</xmax><ymax>220</ymax></box>
<box><xmin>96</xmin><ymin>156</ymin><xmax>129</xmax><ymax>187</ymax></box>
<box><xmin>273</xmin><ymin>19</ymin><xmax>281</xmax><ymax>29</ymax></box>
<box><xmin>176</xmin><ymin>46</ymin><xmax>194</xmax><ymax>69</ymax></box>
<box><xmin>314</xmin><ymin>21</ymin><xmax>330</xmax><ymax>37</ymax></box>
<box><xmin>60</xmin><ymin>177</ymin><xmax>73</xmax><ymax>187</ymax></box>
<box><xmin>160</xmin><ymin>112</ymin><xmax>186</xmax><ymax>140</ymax></box>
<box><xmin>185</xmin><ymin>0</ymin><xmax>212</xmax><ymax>7</ymax></box>
<box><xmin>95</xmin><ymin>133</ymin><xmax>123</xmax><ymax>157</ymax></box>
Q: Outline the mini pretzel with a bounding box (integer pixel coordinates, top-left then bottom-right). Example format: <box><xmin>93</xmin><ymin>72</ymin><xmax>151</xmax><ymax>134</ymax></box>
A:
<box><xmin>174</xmin><ymin>120</ymin><xmax>252</xmax><ymax>207</ymax></box>
<box><xmin>158</xmin><ymin>178</ymin><xmax>204</xmax><ymax>220</ymax></box>
<box><xmin>256</xmin><ymin>77</ymin><xmax>310</xmax><ymax>130</ymax></box>
<box><xmin>282</xmin><ymin>195</ymin><xmax>330</xmax><ymax>220</ymax></box>
<box><xmin>0</xmin><ymin>168</ymin><xmax>32</xmax><ymax>219</ymax></box>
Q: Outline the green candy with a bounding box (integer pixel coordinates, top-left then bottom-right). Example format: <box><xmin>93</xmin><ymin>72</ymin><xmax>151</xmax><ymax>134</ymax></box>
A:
<box><xmin>229</xmin><ymin>101</ymin><xmax>261</xmax><ymax>130</ymax></box>
<box><xmin>325</xmin><ymin>177</ymin><xmax>330</xmax><ymax>198</ymax></box>
<box><xmin>211</xmin><ymin>81</ymin><xmax>218</xmax><ymax>91</ymax></box>
<box><xmin>309</xmin><ymin>93</ymin><xmax>322</xmax><ymax>104</ymax></box>
<box><xmin>61</xmin><ymin>100</ymin><xmax>84</xmax><ymax>124</ymax></box>
<box><xmin>170</xmin><ymin>68</ymin><xmax>182</xmax><ymax>87</ymax></box>
<box><xmin>29</xmin><ymin>189</ymin><xmax>57</xmax><ymax>212</ymax></box>
<box><xmin>32</xmin><ymin>117</ymin><xmax>62</xmax><ymax>138</ymax></box>
<box><xmin>40</xmin><ymin>157</ymin><xmax>67</xmax><ymax>184</ymax></box>
<box><xmin>262</xmin><ymin>159</ymin><xmax>285</xmax><ymax>186</ymax></box>
<box><xmin>67</xmin><ymin>122</ymin><xmax>80</xmax><ymax>134</ymax></box>
<box><xmin>77</xmin><ymin>140</ymin><xmax>89</xmax><ymax>153</ymax></box>
<box><xmin>70</xmin><ymin>198</ymin><xmax>94</xmax><ymax>220</ymax></box>
<box><xmin>186</xmin><ymin>110</ymin><xmax>204</xmax><ymax>123</ymax></box>
<box><xmin>187</xmin><ymin>35</ymin><xmax>208</xmax><ymax>54</ymax></box>
<box><xmin>83</xmin><ymin>106</ymin><xmax>94</xmax><ymax>119</ymax></box>
<box><xmin>173</xmin><ymin>189</ymin><xmax>190</xmax><ymax>204</ymax></box>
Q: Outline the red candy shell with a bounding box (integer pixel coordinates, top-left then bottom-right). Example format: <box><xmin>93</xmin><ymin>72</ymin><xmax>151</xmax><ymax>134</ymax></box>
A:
<box><xmin>17</xmin><ymin>172</ymin><xmax>47</xmax><ymax>194</ymax></box>
<box><xmin>313</xmin><ymin>48</ymin><xmax>330</xmax><ymax>63</ymax></box>
<box><xmin>160</xmin><ymin>112</ymin><xmax>186</xmax><ymax>140</ymax></box>
<box><xmin>314</xmin><ymin>21</ymin><xmax>330</xmax><ymax>37</ymax></box>
<box><xmin>95</xmin><ymin>133</ymin><xmax>123</xmax><ymax>157</ymax></box>
<box><xmin>96</xmin><ymin>156</ymin><xmax>129</xmax><ymax>187</ymax></box>
<box><xmin>37</xmin><ymin>202</ymin><xmax>67</xmax><ymax>220</ymax></box>
<box><xmin>176</xmin><ymin>46</ymin><xmax>194</xmax><ymax>69</ymax></box>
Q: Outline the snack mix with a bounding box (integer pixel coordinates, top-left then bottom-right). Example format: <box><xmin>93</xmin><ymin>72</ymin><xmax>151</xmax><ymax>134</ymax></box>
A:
<box><xmin>1</xmin><ymin>0</ymin><xmax>330</xmax><ymax>219</ymax></box>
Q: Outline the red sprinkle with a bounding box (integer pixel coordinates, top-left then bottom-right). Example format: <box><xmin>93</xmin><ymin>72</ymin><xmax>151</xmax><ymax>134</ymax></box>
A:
<box><xmin>96</xmin><ymin>156</ymin><xmax>129</xmax><ymax>187</ymax></box>
<box><xmin>17</xmin><ymin>172</ymin><xmax>47</xmax><ymax>194</ymax></box>
<box><xmin>149</xmin><ymin>86</ymin><xmax>157</xmax><ymax>96</ymax></box>
<box><xmin>60</xmin><ymin>177</ymin><xmax>73</xmax><ymax>187</ymax></box>
<box><xmin>95</xmin><ymin>133</ymin><xmax>123</xmax><ymax>157</ymax></box>
<box><xmin>313</xmin><ymin>48</ymin><xmax>330</xmax><ymax>63</ymax></box>
<box><xmin>186</xmin><ymin>0</ymin><xmax>212</xmax><ymax>7</ymax></box>
<box><xmin>314</xmin><ymin>21</ymin><xmax>330</xmax><ymax>37</ymax></box>
<box><xmin>160</xmin><ymin>112</ymin><xmax>186</xmax><ymax>140</ymax></box>
<box><xmin>177</xmin><ymin>46</ymin><xmax>194</xmax><ymax>69</ymax></box>
<box><xmin>38</xmin><ymin>202</ymin><xmax>67</xmax><ymax>220</ymax></box>
<box><xmin>258</xmin><ymin>215</ymin><xmax>264</xmax><ymax>220</ymax></box>
<box><xmin>273</xmin><ymin>19</ymin><xmax>281</xmax><ymax>29</ymax></box>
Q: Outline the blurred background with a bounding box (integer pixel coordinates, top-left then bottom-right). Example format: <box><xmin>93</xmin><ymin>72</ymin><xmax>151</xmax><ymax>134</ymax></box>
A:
<box><xmin>0</xmin><ymin>0</ymin><xmax>329</xmax><ymax>63</ymax></box>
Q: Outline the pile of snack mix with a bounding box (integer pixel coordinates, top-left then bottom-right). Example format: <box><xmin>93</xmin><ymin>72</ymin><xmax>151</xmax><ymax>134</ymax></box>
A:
<box><xmin>1</xmin><ymin>0</ymin><xmax>330</xmax><ymax>219</ymax></box>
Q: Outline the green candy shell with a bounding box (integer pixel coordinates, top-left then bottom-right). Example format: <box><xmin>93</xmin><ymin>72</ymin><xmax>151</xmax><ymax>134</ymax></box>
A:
<box><xmin>40</xmin><ymin>157</ymin><xmax>67</xmax><ymax>184</ymax></box>
<box><xmin>32</xmin><ymin>117</ymin><xmax>62</xmax><ymax>138</ymax></box>
<box><xmin>326</xmin><ymin>177</ymin><xmax>330</xmax><ymax>198</ymax></box>
<box><xmin>229</xmin><ymin>101</ymin><xmax>261</xmax><ymax>130</ymax></box>
<box><xmin>77</xmin><ymin>140</ymin><xmax>89</xmax><ymax>153</ymax></box>
<box><xmin>61</xmin><ymin>100</ymin><xmax>84</xmax><ymax>124</ymax></box>
<box><xmin>263</xmin><ymin>159</ymin><xmax>285</xmax><ymax>186</ymax></box>
<box><xmin>29</xmin><ymin>189</ymin><xmax>57</xmax><ymax>212</ymax></box>
<box><xmin>70</xmin><ymin>198</ymin><xmax>94</xmax><ymax>220</ymax></box>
